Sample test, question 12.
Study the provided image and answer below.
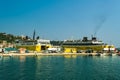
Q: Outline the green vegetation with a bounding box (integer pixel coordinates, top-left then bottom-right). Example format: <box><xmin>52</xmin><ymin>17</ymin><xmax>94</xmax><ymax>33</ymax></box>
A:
<box><xmin>0</xmin><ymin>32</ymin><xmax>23</xmax><ymax>43</ymax></box>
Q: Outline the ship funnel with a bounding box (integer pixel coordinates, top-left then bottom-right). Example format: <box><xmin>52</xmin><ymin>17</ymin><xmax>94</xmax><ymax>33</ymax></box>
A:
<box><xmin>92</xmin><ymin>37</ymin><xmax>97</xmax><ymax>41</ymax></box>
<box><xmin>82</xmin><ymin>37</ymin><xmax>88</xmax><ymax>41</ymax></box>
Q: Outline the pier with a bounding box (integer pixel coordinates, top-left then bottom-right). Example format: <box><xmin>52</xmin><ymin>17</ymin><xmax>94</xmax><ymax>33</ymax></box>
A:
<box><xmin>0</xmin><ymin>53</ymin><xmax>118</xmax><ymax>57</ymax></box>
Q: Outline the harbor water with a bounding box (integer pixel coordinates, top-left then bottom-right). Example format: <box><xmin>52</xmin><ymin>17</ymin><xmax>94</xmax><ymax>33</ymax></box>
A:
<box><xmin>0</xmin><ymin>56</ymin><xmax>120</xmax><ymax>80</ymax></box>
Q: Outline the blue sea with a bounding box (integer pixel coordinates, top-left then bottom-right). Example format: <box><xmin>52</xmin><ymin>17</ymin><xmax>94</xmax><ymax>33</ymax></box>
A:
<box><xmin>0</xmin><ymin>56</ymin><xmax>120</xmax><ymax>80</ymax></box>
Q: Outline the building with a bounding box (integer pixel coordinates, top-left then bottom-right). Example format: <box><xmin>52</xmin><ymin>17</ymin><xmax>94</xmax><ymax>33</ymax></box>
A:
<box><xmin>15</xmin><ymin>39</ymin><xmax>52</xmax><ymax>52</ymax></box>
<box><xmin>15</xmin><ymin>40</ymin><xmax>37</xmax><ymax>51</ymax></box>
<box><xmin>36</xmin><ymin>39</ymin><xmax>52</xmax><ymax>52</ymax></box>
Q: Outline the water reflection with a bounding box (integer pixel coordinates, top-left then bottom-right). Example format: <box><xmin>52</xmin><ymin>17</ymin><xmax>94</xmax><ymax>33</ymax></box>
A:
<box><xmin>0</xmin><ymin>56</ymin><xmax>120</xmax><ymax>80</ymax></box>
<box><xmin>0</xmin><ymin>56</ymin><xmax>3</xmax><ymax>61</ymax></box>
<box><xmin>64</xmin><ymin>54</ymin><xmax>77</xmax><ymax>58</ymax></box>
<box><xmin>35</xmin><ymin>56</ymin><xmax>55</xmax><ymax>80</ymax></box>
<box><xmin>19</xmin><ymin>56</ymin><xmax>26</xmax><ymax>62</ymax></box>
<box><xmin>63</xmin><ymin>57</ymin><xmax>78</xmax><ymax>79</ymax></box>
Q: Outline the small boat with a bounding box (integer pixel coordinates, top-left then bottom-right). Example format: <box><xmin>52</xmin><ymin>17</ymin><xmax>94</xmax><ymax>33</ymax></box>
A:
<box><xmin>95</xmin><ymin>53</ymin><xmax>101</xmax><ymax>56</ymax></box>
<box><xmin>101</xmin><ymin>53</ymin><xmax>112</xmax><ymax>56</ymax></box>
<box><xmin>112</xmin><ymin>53</ymin><xmax>116</xmax><ymax>56</ymax></box>
<box><xmin>88</xmin><ymin>53</ymin><xmax>92</xmax><ymax>56</ymax></box>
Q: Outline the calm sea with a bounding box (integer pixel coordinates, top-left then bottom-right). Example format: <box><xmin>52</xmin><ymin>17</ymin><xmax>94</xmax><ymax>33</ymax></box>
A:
<box><xmin>0</xmin><ymin>55</ymin><xmax>120</xmax><ymax>80</ymax></box>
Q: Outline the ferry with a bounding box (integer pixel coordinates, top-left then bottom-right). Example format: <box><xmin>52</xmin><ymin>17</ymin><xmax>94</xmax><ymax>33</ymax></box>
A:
<box><xmin>62</xmin><ymin>37</ymin><xmax>105</xmax><ymax>53</ymax></box>
<box><xmin>62</xmin><ymin>37</ymin><xmax>116</xmax><ymax>54</ymax></box>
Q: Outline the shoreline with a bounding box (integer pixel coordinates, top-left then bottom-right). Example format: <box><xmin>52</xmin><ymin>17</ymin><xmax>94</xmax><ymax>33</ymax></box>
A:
<box><xmin>0</xmin><ymin>53</ymin><xmax>87</xmax><ymax>56</ymax></box>
<box><xmin>0</xmin><ymin>53</ymin><xmax>118</xmax><ymax>57</ymax></box>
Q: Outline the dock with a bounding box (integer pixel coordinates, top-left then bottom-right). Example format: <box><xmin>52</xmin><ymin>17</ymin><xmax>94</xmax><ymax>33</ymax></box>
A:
<box><xmin>0</xmin><ymin>53</ymin><xmax>117</xmax><ymax>57</ymax></box>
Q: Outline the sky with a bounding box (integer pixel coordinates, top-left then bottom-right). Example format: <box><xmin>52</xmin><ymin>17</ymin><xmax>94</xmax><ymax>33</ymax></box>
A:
<box><xmin>0</xmin><ymin>0</ymin><xmax>120</xmax><ymax>47</ymax></box>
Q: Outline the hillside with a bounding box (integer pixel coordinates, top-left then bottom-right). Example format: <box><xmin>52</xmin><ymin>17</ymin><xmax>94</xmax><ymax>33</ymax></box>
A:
<box><xmin>0</xmin><ymin>33</ymin><xmax>22</xmax><ymax>43</ymax></box>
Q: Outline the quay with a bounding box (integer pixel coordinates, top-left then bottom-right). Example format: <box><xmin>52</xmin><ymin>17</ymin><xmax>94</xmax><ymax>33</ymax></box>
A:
<box><xmin>0</xmin><ymin>53</ymin><xmax>86</xmax><ymax>57</ymax></box>
<box><xmin>0</xmin><ymin>53</ymin><xmax>118</xmax><ymax>57</ymax></box>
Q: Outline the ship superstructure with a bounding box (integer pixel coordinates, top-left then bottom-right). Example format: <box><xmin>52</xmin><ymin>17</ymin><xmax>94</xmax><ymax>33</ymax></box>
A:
<box><xmin>62</xmin><ymin>37</ymin><xmax>109</xmax><ymax>53</ymax></box>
